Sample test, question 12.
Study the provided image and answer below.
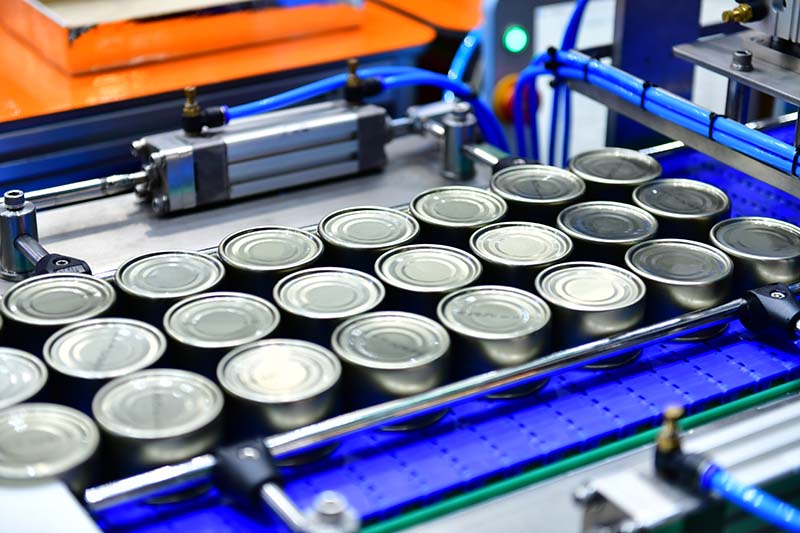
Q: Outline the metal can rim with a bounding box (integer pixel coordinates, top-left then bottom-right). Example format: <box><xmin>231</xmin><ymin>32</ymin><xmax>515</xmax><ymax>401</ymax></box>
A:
<box><xmin>218</xmin><ymin>225</ymin><xmax>324</xmax><ymax>273</ymax></box>
<box><xmin>409</xmin><ymin>186</ymin><xmax>508</xmax><ymax>228</ymax></box>
<box><xmin>375</xmin><ymin>244</ymin><xmax>483</xmax><ymax>293</ymax></box>
<box><xmin>624</xmin><ymin>239</ymin><xmax>734</xmax><ymax>287</ymax></box>
<box><xmin>557</xmin><ymin>201</ymin><xmax>659</xmax><ymax>245</ymax></box>
<box><xmin>490</xmin><ymin>164</ymin><xmax>586</xmax><ymax>205</ymax></box>
<box><xmin>469</xmin><ymin>221</ymin><xmax>574</xmax><ymax>267</ymax></box>
<box><xmin>0</xmin><ymin>348</ymin><xmax>48</xmax><ymax>410</ymax></box>
<box><xmin>115</xmin><ymin>250</ymin><xmax>225</xmax><ymax>300</ymax></box>
<box><xmin>710</xmin><ymin>216</ymin><xmax>800</xmax><ymax>261</ymax></box>
<box><xmin>318</xmin><ymin>206</ymin><xmax>420</xmax><ymax>250</ymax></box>
<box><xmin>273</xmin><ymin>267</ymin><xmax>385</xmax><ymax>319</ymax></box>
<box><xmin>535</xmin><ymin>261</ymin><xmax>647</xmax><ymax>312</ymax></box>
<box><xmin>632</xmin><ymin>178</ymin><xmax>731</xmax><ymax>219</ymax></box>
<box><xmin>568</xmin><ymin>147</ymin><xmax>662</xmax><ymax>185</ymax></box>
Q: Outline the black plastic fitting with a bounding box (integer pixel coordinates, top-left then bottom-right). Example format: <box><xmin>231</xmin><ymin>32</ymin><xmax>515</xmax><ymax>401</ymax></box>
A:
<box><xmin>740</xmin><ymin>283</ymin><xmax>800</xmax><ymax>339</ymax></box>
<box><xmin>182</xmin><ymin>106</ymin><xmax>227</xmax><ymax>135</ymax></box>
<box><xmin>213</xmin><ymin>439</ymin><xmax>280</xmax><ymax>506</ymax></box>
<box><xmin>34</xmin><ymin>254</ymin><xmax>92</xmax><ymax>276</ymax></box>
<box><xmin>345</xmin><ymin>78</ymin><xmax>383</xmax><ymax>104</ymax></box>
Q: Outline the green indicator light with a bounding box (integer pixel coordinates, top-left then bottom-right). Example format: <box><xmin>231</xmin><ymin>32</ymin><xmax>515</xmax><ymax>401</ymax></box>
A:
<box><xmin>503</xmin><ymin>25</ymin><xmax>529</xmax><ymax>54</ymax></box>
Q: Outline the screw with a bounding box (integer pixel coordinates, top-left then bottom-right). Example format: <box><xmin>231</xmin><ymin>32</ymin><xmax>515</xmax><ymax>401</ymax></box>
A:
<box><xmin>4</xmin><ymin>190</ymin><xmax>25</xmax><ymax>210</ymax></box>
<box><xmin>54</xmin><ymin>259</ymin><xmax>69</xmax><ymax>267</ymax></box>
<box><xmin>314</xmin><ymin>491</ymin><xmax>347</xmax><ymax>519</ymax></box>
<box><xmin>453</xmin><ymin>102</ymin><xmax>472</xmax><ymax>121</ymax></box>
<box><xmin>731</xmin><ymin>49</ymin><xmax>753</xmax><ymax>72</ymax></box>
<box><xmin>151</xmin><ymin>195</ymin><xmax>169</xmax><ymax>215</ymax></box>
<box><xmin>771</xmin><ymin>290</ymin><xmax>787</xmax><ymax>299</ymax></box>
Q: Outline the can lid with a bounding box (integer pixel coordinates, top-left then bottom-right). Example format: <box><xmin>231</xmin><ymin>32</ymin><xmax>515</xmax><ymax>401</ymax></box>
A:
<box><xmin>376</xmin><ymin>244</ymin><xmax>482</xmax><ymax>293</ymax></box>
<box><xmin>218</xmin><ymin>339</ymin><xmax>340</xmax><ymax>403</ymax></box>
<box><xmin>626</xmin><ymin>239</ymin><xmax>733</xmax><ymax>285</ymax></box>
<box><xmin>569</xmin><ymin>148</ymin><xmax>662</xmax><ymax>185</ymax></box>
<box><xmin>437</xmin><ymin>285</ymin><xmax>551</xmax><ymax>339</ymax></box>
<box><xmin>44</xmin><ymin>318</ymin><xmax>166</xmax><ymax>380</ymax></box>
<box><xmin>0</xmin><ymin>403</ymin><xmax>99</xmax><ymax>480</ymax></box>
<box><xmin>490</xmin><ymin>164</ymin><xmax>585</xmax><ymax>204</ymax></box>
<box><xmin>633</xmin><ymin>179</ymin><xmax>730</xmax><ymax>219</ymax></box>
<box><xmin>332</xmin><ymin>311</ymin><xmax>450</xmax><ymax>369</ymax></box>
<box><xmin>0</xmin><ymin>348</ymin><xmax>48</xmax><ymax>410</ymax></box>
<box><xmin>219</xmin><ymin>226</ymin><xmax>323</xmax><ymax>272</ymax></box>
<box><xmin>470</xmin><ymin>222</ymin><xmax>573</xmax><ymax>267</ymax></box>
<box><xmin>535</xmin><ymin>261</ymin><xmax>646</xmax><ymax>311</ymax></box>
<box><xmin>274</xmin><ymin>267</ymin><xmax>384</xmax><ymax>319</ymax></box>
<box><xmin>557</xmin><ymin>201</ymin><xmax>658</xmax><ymax>244</ymax></box>
<box><xmin>1</xmin><ymin>273</ymin><xmax>116</xmax><ymax>327</ymax></box>
<box><xmin>711</xmin><ymin>217</ymin><xmax>800</xmax><ymax>260</ymax></box>
<box><xmin>319</xmin><ymin>207</ymin><xmax>419</xmax><ymax>250</ymax></box>
<box><xmin>116</xmin><ymin>251</ymin><xmax>224</xmax><ymax>300</ymax></box>
<box><xmin>410</xmin><ymin>186</ymin><xmax>507</xmax><ymax>228</ymax></box>
<box><xmin>164</xmin><ymin>292</ymin><xmax>280</xmax><ymax>349</ymax></box>
<box><xmin>92</xmin><ymin>369</ymin><xmax>223</xmax><ymax>439</ymax></box>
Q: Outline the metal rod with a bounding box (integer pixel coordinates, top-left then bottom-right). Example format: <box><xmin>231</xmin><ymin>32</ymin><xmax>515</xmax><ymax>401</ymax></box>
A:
<box><xmin>462</xmin><ymin>143</ymin><xmax>505</xmax><ymax>168</ymax></box>
<box><xmin>84</xmin><ymin>282</ymin><xmax>800</xmax><ymax>511</ymax></box>
<box><xmin>14</xmin><ymin>234</ymin><xmax>47</xmax><ymax>264</ymax></box>
<box><xmin>725</xmin><ymin>79</ymin><xmax>751</xmax><ymax>124</ymax></box>
<box><xmin>260</xmin><ymin>483</ymin><xmax>308</xmax><ymax>532</ymax></box>
<box><xmin>2</xmin><ymin>171</ymin><xmax>149</xmax><ymax>211</ymax></box>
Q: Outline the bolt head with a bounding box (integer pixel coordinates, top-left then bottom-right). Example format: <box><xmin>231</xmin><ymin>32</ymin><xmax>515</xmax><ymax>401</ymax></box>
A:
<box><xmin>237</xmin><ymin>446</ymin><xmax>260</xmax><ymax>460</ymax></box>
<box><xmin>54</xmin><ymin>259</ymin><xmax>69</xmax><ymax>267</ymax></box>
<box><xmin>314</xmin><ymin>491</ymin><xmax>348</xmax><ymax>517</ymax></box>
<box><xmin>770</xmin><ymin>290</ymin><xmax>787</xmax><ymax>299</ymax></box>
<box><xmin>731</xmin><ymin>49</ymin><xmax>753</xmax><ymax>72</ymax></box>
<box><xmin>4</xmin><ymin>190</ymin><xmax>25</xmax><ymax>209</ymax></box>
<box><xmin>151</xmin><ymin>195</ymin><xmax>169</xmax><ymax>215</ymax></box>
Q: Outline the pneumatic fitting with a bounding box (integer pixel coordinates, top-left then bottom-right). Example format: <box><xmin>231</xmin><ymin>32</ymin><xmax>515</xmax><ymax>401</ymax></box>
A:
<box><xmin>181</xmin><ymin>87</ymin><xmax>226</xmax><ymax>136</ymax></box>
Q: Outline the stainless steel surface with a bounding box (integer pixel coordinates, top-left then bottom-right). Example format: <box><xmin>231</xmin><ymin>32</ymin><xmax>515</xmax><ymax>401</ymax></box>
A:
<box><xmin>260</xmin><ymin>483</ymin><xmax>308</xmax><ymax>533</ymax></box>
<box><xmin>0</xmin><ymin>348</ymin><xmax>47</xmax><ymax>410</ymax></box>
<box><xmin>725</xmin><ymin>77</ymin><xmax>751</xmax><ymax>124</ymax></box>
<box><xmin>568</xmin><ymin>80</ymin><xmax>800</xmax><ymax>198</ymax></box>
<box><xmin>490</xmin><ymin>165</ymin><xmax>585</xmax><ymax>225</ymax></box>
<box><xmin>441</xmin><ymin>104</ymin><xmax>477</xmax><ymax>181</ymax></box>
<box><xmin>568</xmin><ymin>148</ymin><xmax>661</xmax><ymax>202</ymax></box>
<box><xmin>744</xmin><ymin>0</ymin><xmax>800</xmax><ymax>44</ymax></box>
<box><xmin>0</xmin><ymin>192</ymin><xmax>38</xmax><ymax>280</ymax></box>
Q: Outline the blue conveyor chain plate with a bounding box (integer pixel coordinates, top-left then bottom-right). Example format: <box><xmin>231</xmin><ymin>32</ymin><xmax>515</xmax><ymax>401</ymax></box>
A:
<box><xmin>95</xmin><ymin>124</ymin><xmax>800</xmax><ymax>533</ymax></box>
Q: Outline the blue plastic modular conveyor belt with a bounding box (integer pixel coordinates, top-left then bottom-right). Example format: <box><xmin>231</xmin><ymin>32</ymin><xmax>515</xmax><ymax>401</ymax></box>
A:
<box><xmin>96</xmin><ymin>123</ymin><xmax>800</xmax><ymax>533</ymax></box>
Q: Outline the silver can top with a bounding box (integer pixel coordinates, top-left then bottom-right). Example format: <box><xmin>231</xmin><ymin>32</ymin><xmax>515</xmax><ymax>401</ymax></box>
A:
<box><xmin>557</xmin><ymin>201</ymin><xmax>658</xmax><ymax>244</ymax></box>
<box><xmin>219</xmin><ymin>226</ymin><xmax>323</xmax><ymax>272</ymax></box>
<box><xmin>626</xmin><ymin>239</ymin><xmax>733</xmax><ymax>285</ymax></box>
<box><xmin>490</xmin><ymin>164</ymin><xmax>585</xmax><ymax>204</ymax></box>
<box><xmin>437</xmin><ymin>285</ymin><xmax>551</xmax><ymax>339</ymax></box>
<box><xmin>319</xmin><ymin>206</ymin><xmax>419</xmax><ymax>250</ymax></box>
<box><xmin>274</xmin><ymin>267</ymin><xmax>385</xmax><ymax>319</ymax></box>
<box><xmin>116</xmin><ymin>251</ymin><xmax>224</xmax><ymax>300</ymax></box>
<box><xmin>0</xmin><ymin>348</ymin><xmax>48</xmax><ymax>410</ymax></box>
<box><xmin>1</xmin><ymin>273</ymin><xmax>116</xmax><ymax>327</ymax></box>
<box><xmin>536</xmin><ymin>261</ymin><xmax>646</xmax><ymax>311</ymax></box>
<box><xmin>0</xmin><ymin>403</ymin><xmax>99</xmax><ymax>480</ymax></box>
<box><xmin>376</xmin><ymin>244</ymin><xmax>482</xmax><ymax>293</ymax></box>
<box><xmin>218</xmin><ymin>339</ymin><xmax>341</xmax><ymax>403</ymax></box>
<box><xmin>44</xmin><ymin>318</ymin><xmax>166</xmax><ymax>380</ymax></box>
<box><xmin>569</xmin><ymin>148</ymin><xmax>662</xmax><ymax>185</ymax></box>
<box><xmin>92</xmin><ymin>369</ymin><xmax>223</xmax><ymax>439</ymax></box>
<box><xmin>410</xmin><ymin>186</ymin><xmax>507</xmax><ymax>228</ymax></box>
<box><xmin>332</xmin><ymin>311</ymin><xmax>450</xmax><ymax>369</ymax></box>
<box><xmin>470</xmin><ymin>222</ymin><xmax>573</xmax><ymax>267</ymax></box>
<box><xmin>164</xmin><ymin>292</ymin><xmax>280</xmax><ymax>348</ymax></box>
<box><xmin>633</xmin><ymin>179</ymin><xmax>730</xmax><ymax>219</ymax></box>
<box><xmin>711</xmin><ymin>217</ymin><xmax>800</xmax><ymax>260</ymax></box>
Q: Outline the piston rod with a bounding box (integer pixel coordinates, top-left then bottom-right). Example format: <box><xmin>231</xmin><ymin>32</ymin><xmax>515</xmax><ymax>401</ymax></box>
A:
<box><xmin>83</xmin><ymin>281</ymin><xmax>800</xmax><ymax>511</ymax></box>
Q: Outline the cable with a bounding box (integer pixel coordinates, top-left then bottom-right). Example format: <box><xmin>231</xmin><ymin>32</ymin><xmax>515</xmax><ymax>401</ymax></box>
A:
<box><xmin>444</xmin><ymin>27</ymin><xmax>482</xmax><ymax>102</ymax></box>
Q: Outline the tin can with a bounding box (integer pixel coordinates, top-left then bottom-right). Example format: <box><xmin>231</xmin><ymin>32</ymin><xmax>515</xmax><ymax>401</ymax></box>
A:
<box><xmin>557</xmin><ymin>201</ymin><xmax>658</xmax><ymax>266</ymax></box>
<box><xmin>318</xmin><ymin>206</ymin><xmax>419</xmax><ymax>272</ymax></box>
<box><xmin>0</xmin><ymin>347</ymin><xmax>47</xmax><ymax>409</ymax></box>
<box><xmin>410</xmin><ymin>186</ymin><xmax>507</xmax><ymax>247</ymax></box>
<box><xmin>163</xmin><ymin>292</ymin><xmax>280</xmax><ymax>379</ymax></box>
<box><xmin>710</xmin><ymin>216</ymin><xmax>800</xmax><ymax>289</ymax></box>
<box><xmin>535</xmin><ymin>262</ymin><xmax>646</xmax><ymax>368</ymax></box>
<box><xmin>490</xmin><ymin>164</ymin><xmax>586</xmax><ymax>225</ymax></box>
<box><xmin>43</xmin><ymin>318</ymin><xmax>166</xmax><ymax>413</ymax></box>
<box><xmin>375</xmin><ymin>244</ymin><xmax>483</xmax><ymax>318</ymax></box>
<box><xmin>273</xmin><ymin>268</ymin><xmax>385</xmax><ymax>347</ymax></box>
<box><xmin>632</xmin><ymin>178</ymin><xmax>731</xmax><ymax>241</ymax></box>
<box><xmin>470</xmin><ymin>222</ymin><xmax>573</xmax><ymax>289</ymax></box>
<box><xmin>332</xmin><ymin>311</ymin><xmax>450</xmax><ymax>429</ymax></box>
<box><xmin>218</xmin><ymin>226</ymin><xmax>324</xmax><ymax>298</ymax></box>
<box><xmin>0</xmin><ymin>273</ymin><xmax>116</xmax><ymax>355</ymax></box>
<box><xmin>92</xmin><ymin>369</ymin><xmax>224</xmax><ymax>476</ymax></box>
<box><xmin>217</xmin><ymin>339</ymin><xmax>340</xmax><ymax>439</ymax></box>
<box><xmin>437</xmin><ymin>285</ymin><xmax>551</xmax><ymax>397</ymax></box>
<box><xmin>115</xmin><ymin>251</ymin><xmax>225</xmax><ymax>327</ymax></box>
<box><xmin>625</xmin><ymin>239</ymin><xmax>733</xmax><ymax>341</ymax></box>
<box><xmin>0</xmin><ymin>403</ymin><xmax>100</xmax><ymax>493</ymax></box>
<box><xmin>569</xmin><ymin>147</ymin><xmax>662</xmax><ymax>201</ymax></box>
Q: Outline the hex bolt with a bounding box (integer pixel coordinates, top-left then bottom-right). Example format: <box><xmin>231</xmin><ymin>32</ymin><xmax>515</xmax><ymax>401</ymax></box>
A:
<box><xmin>4</xmin><ymin>190</ymin><xmax>25</xmax><ymax>211</ymax></box>
<box><xmin>731</xmin><ymin>49</ymin><xmax>753</xmax><ymax>72</ymax></box>
<box><xmin>305</xmin><ymin>490</ymin><xmax>360</xmax><ymax>533</ymax></box>
<box><xmin>770</xmin><ymin>290</ymin><xmax>787</xmax><ymax>299</ymax></box>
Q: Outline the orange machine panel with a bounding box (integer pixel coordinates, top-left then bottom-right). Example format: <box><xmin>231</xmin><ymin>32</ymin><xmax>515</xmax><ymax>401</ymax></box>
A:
<box><xmin>0</xmin><ymin>2</ymin><xmax>435</xmax><ymax>123</ymax></box>
<box><xmin>374</xmin><ymin>0</ymin><xmax>481</xmax><ymax>33</ymax></box>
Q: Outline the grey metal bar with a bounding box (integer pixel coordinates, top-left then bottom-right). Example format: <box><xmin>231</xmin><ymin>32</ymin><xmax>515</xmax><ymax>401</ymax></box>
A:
<box><xmin>4</xmin><ymin>171</ymin><xmax>149</xmax><ymax>211</ymax></box>
<box><xmin>260</xmin><ymin>483</ymin><xmax>308</xmax><ymax>532</ymax></box>
<box><xmin>462</xmin><ymin>143</ymin><xmax>504</xmax><ymax>168</ymax></box>
<box><xmin>14</xmin><ymin>234</ymin><xmax>47</xmax><ymax>264</ymax></box>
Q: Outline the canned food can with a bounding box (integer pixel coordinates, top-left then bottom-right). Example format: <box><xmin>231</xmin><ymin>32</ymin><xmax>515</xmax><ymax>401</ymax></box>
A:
<box><xmin>218</xmin><ymin>226</ymin><xmax>324</xmax><ymax>298</ymax></box>
<box><xmin>535</xmin><ymin>262</ymin><xmax>646</xmax><ymax>368</ymax></box>
<box><xmin>410</xmin><ymin>186</ymin><xmax>507</xmax><ymax>247</ymax></box>
<box><xmin>557</xmin><ymin>201</ymin><xmax>658</xmax><ymax>266</ymax></box>
<box><xmin>92</xmin><ymin>369</ymin><xmax>224</xmax><ymax>476</ymax></box>
<box><xmin>273</xmin><ymin>268</ymin><xmax>385</xmax><ymax>347</ymax></box>
<box><xmin>0</xmin><ymin>403</ymin><xmax>99</xmax><ymax>493</ymax></box>
<box><xmin>116</xmin><ymin>251</ymin><xmax>225</xmax><ymax>327</ymax></box>
<box><xmin>470</xmin><ymin>222</ymin><xmax>573</xmax><ymax>289</ymax></box>
<box><xmin>437</xmin><ymin>285</ymin><xmax>551</xmax><ymax>397</ymax></box>
<box><xmin>375</xmin><ymin>244</ymin><xmax>483</xmax><ymax>318</ymax></box>
<box><xmin>625</xmin><ymin>239</ymin><xmax>733</xmax><ymax>341</ymax></box>
<box><xmin>0</xmin><ymin>273</ymin><xmax>116</xmax><ymax>355</ymax></box>
<box><xmin>632</xmin><ymin>179</ymin><xmax>731</xmax><ymax>241</ymax></box>
<box><xmin>710</xmin><ymin>216</ymin><xmax>800</xmax><ymax>289</ymax></box>
<box><xmin>490</xmin><ymin>164</ymin><xmax>586</xmax><ymax>225</ymax></box>
<box><xmin>163</xmin><ymin>292</ymin><xmax>280</xmax><ymax>379</ymax></box>
<box><xmin>331</xmin><ymin>311</ymin><xmax>450</xmax><ymax>429</ymax></box>
<box><xmin>569</xmin><ymin>148</ymin><xmax>662</xmax><ymax>201</ymax></box>
<box><xmin>43</xmin><ymin>318</ymin><xmax>166</xmax><ymax>413</ymax></box>
<box><xmin>0</xmin><ymin>348</ymin><xmax>47</xmax><ymax>409</ymax></box>
<box><xmin>218</xmin><ymin>339</ymin><xmax>340</xmax><ymax>438</ymax></box>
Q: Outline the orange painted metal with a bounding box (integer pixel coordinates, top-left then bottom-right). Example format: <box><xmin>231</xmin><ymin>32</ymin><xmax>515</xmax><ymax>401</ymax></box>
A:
<box><xmin>373</xmin><ymin>0</ymin><xmax>481</xmax><ymax>33</ymax></box>
<box><xmin>0</xmin><ymin>2</ymin><xmax>435</xmax><ymax>123</ymax></box>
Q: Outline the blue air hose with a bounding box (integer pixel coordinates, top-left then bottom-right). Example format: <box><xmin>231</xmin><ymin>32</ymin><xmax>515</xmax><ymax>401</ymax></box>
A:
<box><xmin>444</xmin><ymin>27</ymin><xmax>482</xmax><ymax>102</ymax></box>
